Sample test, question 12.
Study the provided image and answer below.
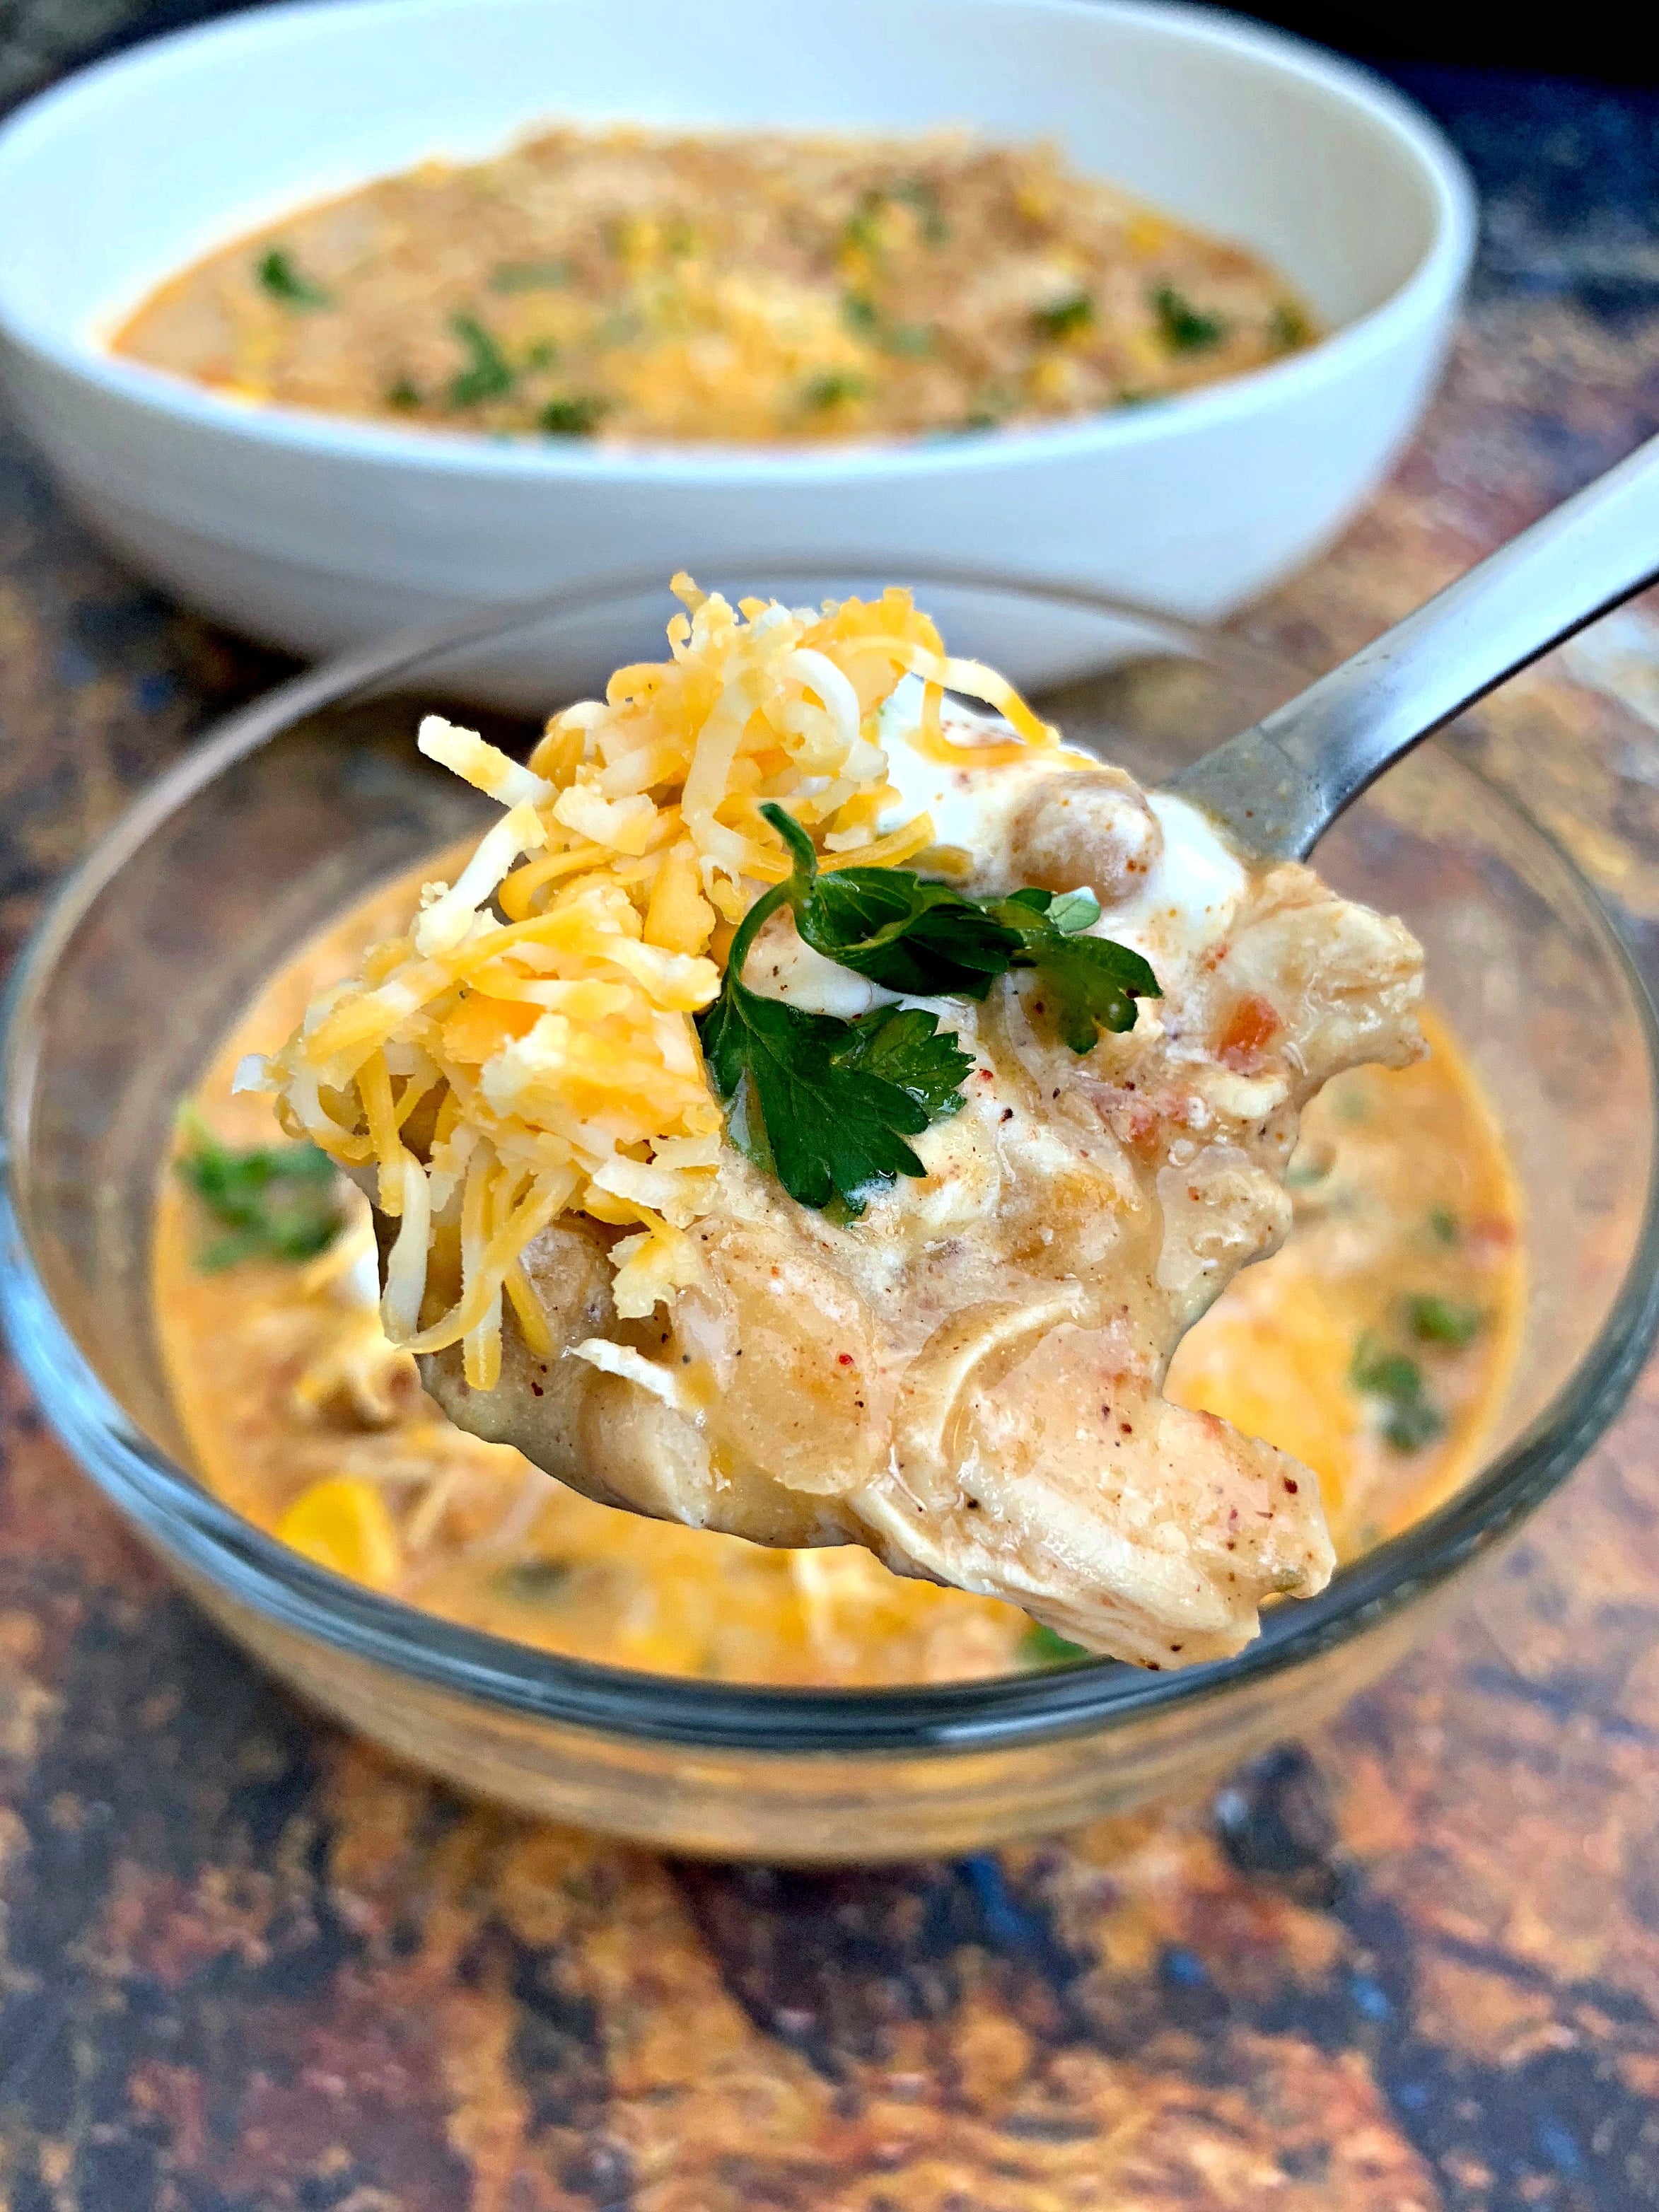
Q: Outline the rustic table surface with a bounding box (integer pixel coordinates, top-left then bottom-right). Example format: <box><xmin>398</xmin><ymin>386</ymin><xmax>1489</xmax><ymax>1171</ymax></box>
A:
<box><xmin>2</xmin><ymin>21</ymin><xmax>1659</xmax><ymax>2209</ymax></box>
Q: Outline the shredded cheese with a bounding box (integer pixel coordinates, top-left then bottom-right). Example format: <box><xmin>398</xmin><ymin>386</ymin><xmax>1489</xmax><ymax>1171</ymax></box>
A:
<box><xmin>250</xmin><ymin>578</ymin><xmax>1057</xmax><ymax>1367</ymax></box>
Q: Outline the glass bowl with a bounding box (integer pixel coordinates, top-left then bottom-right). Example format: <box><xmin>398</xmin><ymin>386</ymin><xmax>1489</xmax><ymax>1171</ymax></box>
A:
<box><xmin>4</xmin><ymin>568</ymin><xmax>1658</xmax><ymax>1863</ymax></box>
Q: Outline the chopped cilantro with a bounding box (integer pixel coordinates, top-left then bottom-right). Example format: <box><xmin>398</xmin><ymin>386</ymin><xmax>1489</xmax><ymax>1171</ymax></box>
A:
<box><xmin>540</xmin><ymin>394</ymin><xmax>605</xmax><ymax>436</ymax></box>
<box><xmin>1269</xmin><ymin>300</ymin><xmax>1311</xmax><ymax>351</ymax></box>
<box><xmin>803</xmin><ymin>370</ymin><xmax>870</xmax><ymax>410</ymax></box>
<box><xmin>522</xmin><ymin>339</ymin><xmax>559</xmax><ymax>371</ymax></box>
<box><xmin>1034</xmin><ymin>292</ymin><xmax>1095</xmax><ymax>339</ymax></box>
<box><xmin>175</xmin><ymin>1115</ymin><xmax>343</xmax><ymax>1270</ymax></box>
<box><xmin>1020</xmin><ymin>1621</ymin><xmax>1090</xmax><ymax>1666</ymax></box>
<box><xmin>1407</xmin><ymin>1295</ymin><xmax>1482</xmax><ymax>1347</ymax></box>
<box><xmin>489</xmin><ymin>257</ymin><xmax>572</xmax><ymax>293</ymax></box>
<box><xmin>448</xmin><ymin>313</ymin><xmax>516</xmax><ymax>406</ymax></box>
<box><xmin>385</xmin><ymin>377</ymin><xmax>421</xmax><ymax>412</ymax></box>
<box><xmin>1351</xmin><ymin>1339</ymin><xmax>1423</xmax><ymax>1401</ymax></box>
<box><xmin>1153</xmin><ymin>285</ymin><xmax>1226</xmax><ymax>351</ymax></box>
<box><xmin>842</xmin><ymin>292</ymin><xmax>881</xmax><ymax>335</ymax></box>
<box><xmin>1428</xmin><ymin>1205</ymin><xmax>1460</xmax><ymax>1247</ymax></box>
<box><xmin>1380</xmin><ymin>1395</ymin><xmax>1447</xmax><ymax>1454</ymax></box>
<box><xmin>1351</xmin><ymin>1332</ymin><xmax>1445</xmax><ymax>1453</ymax></box>
<box><xmin>255</xmin><ymin>248</ymin><xmax>332</xmax><ymax>309</ymax></box>
<box><xmin>890</xmin><ymin>177</ymin><xmax>950</xmax><ymax>244</ymax></box>
<box><xmin>496</xmin><ymin>1558</ymin><xmax>572</xmax><ymax>1600</ymax></box>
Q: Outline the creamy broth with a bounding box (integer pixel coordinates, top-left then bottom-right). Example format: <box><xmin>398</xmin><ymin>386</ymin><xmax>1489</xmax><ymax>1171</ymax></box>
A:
<box><xmin>154</xmin><ymin>879</ymin><xmax>1521</xmax><ymax>1687</ymax></box>
<box><xmin>112</xmin><ymin>125</ymin><xmax>1315</xmax><ymax>446</ymax></box>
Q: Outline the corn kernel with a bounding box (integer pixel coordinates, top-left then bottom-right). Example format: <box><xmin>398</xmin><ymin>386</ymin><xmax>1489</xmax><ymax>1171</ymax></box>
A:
<box><xmin>279</xmin><ymin>1478</ymin><xmax>403</xmax><ymax>1590</ymax></box>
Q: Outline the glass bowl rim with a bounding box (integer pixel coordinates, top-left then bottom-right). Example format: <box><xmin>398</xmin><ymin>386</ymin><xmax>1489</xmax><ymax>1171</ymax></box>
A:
<box><xmin>6</xmin><ymin>559</ymin><xmax>1659</xmax><ymax>1759</ymax></box>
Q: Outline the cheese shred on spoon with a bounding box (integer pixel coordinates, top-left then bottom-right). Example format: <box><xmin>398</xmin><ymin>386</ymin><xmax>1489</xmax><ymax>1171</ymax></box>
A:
<box><xmin>246</xmin><ymin>579</ymin><xmax>1425</xmax><ymax>1666</ymax></box>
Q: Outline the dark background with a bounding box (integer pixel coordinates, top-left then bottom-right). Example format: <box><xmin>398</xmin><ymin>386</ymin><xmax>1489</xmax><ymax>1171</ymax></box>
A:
<box><xmin>1</xmin><ymin>0</ymin><xmax>1655</xmax><ymax>110</ymax></box>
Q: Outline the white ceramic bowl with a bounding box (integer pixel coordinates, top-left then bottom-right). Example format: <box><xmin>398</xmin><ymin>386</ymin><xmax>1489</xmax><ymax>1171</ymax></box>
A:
<box><xmin>0</xmin><ymin>0</ymin><xmax>1473</xmax><ymax>692</ymax></box>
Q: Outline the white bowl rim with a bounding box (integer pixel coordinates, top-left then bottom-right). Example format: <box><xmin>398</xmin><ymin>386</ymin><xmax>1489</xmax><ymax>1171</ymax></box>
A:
<box><xmin>0</xmin><ymin>0</ymin><xmax>1477</xmax><ymax>485</ymax></box>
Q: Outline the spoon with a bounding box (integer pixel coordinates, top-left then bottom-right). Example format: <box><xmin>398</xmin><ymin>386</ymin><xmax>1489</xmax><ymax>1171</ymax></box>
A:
<box><xmin>1168</xmin><ymin>431</ymin><xmax>1659</xmax><ymax>858</ymax></box>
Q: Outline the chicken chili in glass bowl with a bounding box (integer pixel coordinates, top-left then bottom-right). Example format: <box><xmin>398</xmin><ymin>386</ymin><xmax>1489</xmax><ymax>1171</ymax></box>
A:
<box><xmin>4</xmin><ymin>571</ymin><xmax>1655</xmax><ymax>1859</ymax></box>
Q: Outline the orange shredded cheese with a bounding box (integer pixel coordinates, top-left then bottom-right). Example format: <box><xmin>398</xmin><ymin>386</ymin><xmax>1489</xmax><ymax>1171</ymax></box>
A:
<box><xmin>241</xmin><ymin>579</ymin><xmax>1056</xmax><ymax>1368</ymax></box>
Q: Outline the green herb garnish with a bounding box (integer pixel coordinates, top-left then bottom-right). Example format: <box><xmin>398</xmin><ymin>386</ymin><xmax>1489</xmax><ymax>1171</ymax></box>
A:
<box><xmin>385</xmin><ymin>377</ymin><xmax>422</xmax><ymax>412</ymax></box>
<box><xmin>1034</xmin><ymin>293</ymin><xmax>1094</xmax><ymax>340</ymax></box>
<box><xmin>1428</xmin><ymin>1206</ymin><xmax>1460</xmax><ymax>1247</ymax></box>
<box><xmin>844</xmin><ymin>180</ymin><xmax>948</xmax><ymax>260</ymax></box>
<box><xmin>489</xmin><ymin>257</ymin><xmax>572</xmax><ymax>293</ymax></box>
<box><xmin>256</xmin><ymin>248</ymin><xmax>332</xmax><ymax>309</ymax></box>
<box><xmin>175</xmin><ymin>1115</ymin><xmax>343</xmax><ymax>1270</ymax></box>
<box><xmin>696</xmin><ymin>806</ymin><xmax>1159</xmax><ymax>1212</ymax></box>
<box><xmin>697</xmin><ymin>875</ymin><xmax>973</xmax><ymax>1218</ymax></box>
<box><xmin>1351</xmin><ymin>1332</ymin><xmax>1445</xmax><ymax>1453</ymax></box>
<box><xmin>1020</xmin><ymin>1621</ymin><xmax>1090</xmax><ymax>1666</ymax></box>
<box><xmin>987</xmin><ymin>886</ymin><xmax>1158</xmax><ymax>1052</ymax></box>
<box><xmin>1153</xmin><ymin>285</ymin><xmax>1226</xmax><ymax>352</ymax></box>
<box><xmin>803</xmin><ymin>370</ymin><xmax>870</xmax><ymax>411</ymax></box>
<box><xmin>448</xmin><ymin>313</ymin><xmax>516</xmax><ymax>406</ymax></box>
<box><xmin>1269</xmin><ymin>301</ymin><xmax>1311</xmax><ymax>352</ymax></box>
<box><xmin>842</xmin><ymin>292</ymin><xmax>934</xmax><ymax>358</ymax></box>
<box><xmin>768</xmin><ymin>805</ymin><xmax>1159</xmax><ymax>1049</ymax></box>
<box><xmin>539</xmin><ymin>394</ymin><xmax>606</xmax><ymax>436</ymax></box>
<box><xmin>890</xmin><ymin>177</ymin><xmax>950</xmax><ymax>245</ymax></box>
<box><xmin>1407</xmin><ymin>1295</ymin><xmax>1482</xmax><ymax>1347</ymax></box>
<box><xmin>496</xmin><ymin>1558</ymin><xmax>572</xmax><ymax>1600</ymax></box>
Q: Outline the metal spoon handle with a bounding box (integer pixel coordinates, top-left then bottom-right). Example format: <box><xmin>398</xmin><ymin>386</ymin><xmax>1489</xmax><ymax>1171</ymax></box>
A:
<box><xmin>1169</xmin><ymin>431</ymin><xmax>1659</xmax><ymax>858</ymax></box>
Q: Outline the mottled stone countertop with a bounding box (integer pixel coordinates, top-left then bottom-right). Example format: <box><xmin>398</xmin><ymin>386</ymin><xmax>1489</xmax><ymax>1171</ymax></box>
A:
<box><xmin>3</xmin><ymin>25</ymin><xmax>1659</xmax><ymax>2211</ymax></box>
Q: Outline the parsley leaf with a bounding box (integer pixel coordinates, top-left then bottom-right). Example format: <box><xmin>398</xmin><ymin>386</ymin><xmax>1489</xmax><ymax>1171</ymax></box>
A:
<box><xmin>764</xmin><ymin>805</ymin><xmax>1158</xmax><ymax>1053</ymax></box>
<box><xmin>175</xmin><ymin>1115</ymin><xmax>344</xmax><ymax>1269</ymax></box>
<box><xmin>256</xmin><ymin>248</ymin><xmax>332</xmax><ymax>309</ymax></box>
<box><xmin>696</xmin><ymin>843</ymin><xmax>973</xmax><ymax>1214</ymax></box>
<box><xmin>698</xmin><ymin>971</ymin><xmax>935</xmax><ymax>1214</ymax></box>
<box><xmin>830</xmin><ymin>1005</ymin><xmax>974</xmax><ymax>1121</ymax></box>
<box><xmin>983</xmin><ymin>885</ymin><xmax>1157</xmax><ymax>1052</ymax></box>
<box><xmin>699</xmin><ymin>802</ymin><xmax>1161</xmax><ymax>1213</ymax></box>
<box><xmin>774</xmin><ymin>813</ymin><xmax>1013</xmax><ymax>998</ymax></box>
<box><xmin>448</xmin><ymin>313</ymin><xmax>516</xmax><ymax>406</ymax></box>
